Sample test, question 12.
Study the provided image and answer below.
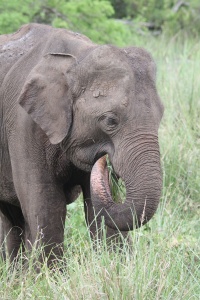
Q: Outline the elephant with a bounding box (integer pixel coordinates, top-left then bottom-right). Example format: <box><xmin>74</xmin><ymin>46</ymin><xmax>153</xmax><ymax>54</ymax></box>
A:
<box><xmin>0</xmin><ymin>23</ymin><xmax>164</xmax><ymax>264</ymax></box>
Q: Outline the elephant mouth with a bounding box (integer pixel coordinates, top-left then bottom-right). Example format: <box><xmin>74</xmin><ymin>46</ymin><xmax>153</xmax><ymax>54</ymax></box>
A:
<box><xmin>94</xmin><ymin>151</ymin><xmax>108</xmax><ymax>165</ymax></box>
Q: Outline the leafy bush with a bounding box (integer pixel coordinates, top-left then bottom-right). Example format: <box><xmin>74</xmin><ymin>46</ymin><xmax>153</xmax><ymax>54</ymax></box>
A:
<box><xmin>1</xmin><ymin>0</ymin><xmax>200</xmax><ymax>40</ymax></box>
<box><xmin>111</xmin><ymin>0</ymin><xmax>200</xmax><ymax>37</ymax></box>
<box><xmin>0</xmin><ymin>0</ymin><xmax>132</xmax><ymax>46</ymax></box>
<box><xmin>0</xmin><ymin>0</ymin><xmax>35</xmax><ymax>34</ymax></box>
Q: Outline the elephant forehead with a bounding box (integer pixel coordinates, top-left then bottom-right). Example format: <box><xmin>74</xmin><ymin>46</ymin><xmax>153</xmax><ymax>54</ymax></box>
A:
<box><xmin>88</xmin><ymin>73</ymin><xmax>132</xmax><ymax>98</ymax></box>
<box><xmin>89</xmin><ymin>79</ymin><xmax>118</xmax><ymax>97</ymax></box>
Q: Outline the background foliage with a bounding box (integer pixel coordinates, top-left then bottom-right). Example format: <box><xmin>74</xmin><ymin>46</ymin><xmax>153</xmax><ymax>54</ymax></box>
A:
<box><xmin>111</xmin><ymin>0</ymin><xmax>200</xmax><ymax>36</ymax></box>
<box><xmin>1</xmin><ymin>0</ymin><xmax>200</xmax><ymax>44</ymax></box>
<box><xmin>0</xmin><ymin>0</ymin><xmax>131</xmax><ymax>45</ymax></box>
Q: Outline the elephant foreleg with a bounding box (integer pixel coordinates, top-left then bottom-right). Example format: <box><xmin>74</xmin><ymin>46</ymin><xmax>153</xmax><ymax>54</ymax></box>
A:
<box><xmin>19</xmin><ymin>186</ymin><xmax>67</xmax><ymax>266</ymax></box>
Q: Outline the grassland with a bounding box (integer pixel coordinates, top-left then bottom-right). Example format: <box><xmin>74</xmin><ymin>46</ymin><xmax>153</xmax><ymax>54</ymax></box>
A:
<box><xmin>0</xmin><ymin>34</ymin><xmax>199</xmax><ymax>299</ymax></box>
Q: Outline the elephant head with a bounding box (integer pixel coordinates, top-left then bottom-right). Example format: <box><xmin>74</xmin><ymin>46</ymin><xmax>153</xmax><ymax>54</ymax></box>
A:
<box><xmin>19</xmin><ymin>43</ymin><xmax>164</xmax><ymax>231</ymax></box>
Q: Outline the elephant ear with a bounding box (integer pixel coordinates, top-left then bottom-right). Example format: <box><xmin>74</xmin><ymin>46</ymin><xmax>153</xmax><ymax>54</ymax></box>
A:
<box><xmin>18</xmin><ymin>54</ymin><xmax>75</xmax><ymax>144</ymax></box>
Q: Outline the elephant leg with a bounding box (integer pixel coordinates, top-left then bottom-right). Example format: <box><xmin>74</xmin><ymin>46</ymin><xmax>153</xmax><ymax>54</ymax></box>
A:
<box><xmin>82</xmin><ymin>179</ymin><xmax>131</xmax><ymax>249</ymax></box>
<box><xmin>0</xmin><ymin>203</ymin><xmax>24</xmax><ymax>261</ymax></box>
<box><xmin>8</xmin><ymin>144</ymin><xmax>68</xmax><ymax>266</ymax></box>
<box><xmin>19</xmin><ymin>186</ymin><xmax>67</xmax><ymax>266</ymax></box>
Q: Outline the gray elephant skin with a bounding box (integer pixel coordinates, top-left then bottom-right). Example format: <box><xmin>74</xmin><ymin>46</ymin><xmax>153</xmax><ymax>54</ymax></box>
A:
<box><xmin>0</xmin><ymin>24</ymin><xmax>164</xmax><ymax>264</ymax></box>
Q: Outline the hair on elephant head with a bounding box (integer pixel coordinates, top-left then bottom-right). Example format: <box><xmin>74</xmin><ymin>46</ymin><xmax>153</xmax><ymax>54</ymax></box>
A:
<box><xmin>0</xmin><ymin>23</ymin><xmax>164</xmax><ymax>265</ymax></box>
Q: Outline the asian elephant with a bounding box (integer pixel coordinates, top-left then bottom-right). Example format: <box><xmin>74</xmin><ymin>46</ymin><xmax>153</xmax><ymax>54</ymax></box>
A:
<box><xmin>0</xmin><ymin>24</ymin><xmax>164</xmax><ymax>264</ymax></box>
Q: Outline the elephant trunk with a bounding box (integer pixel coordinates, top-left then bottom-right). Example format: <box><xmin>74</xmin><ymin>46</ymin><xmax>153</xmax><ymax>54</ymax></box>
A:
<box><xmin>90</xmin><ymin>134</ymin><xmax>162</xmax><ymax>231</ymax></box>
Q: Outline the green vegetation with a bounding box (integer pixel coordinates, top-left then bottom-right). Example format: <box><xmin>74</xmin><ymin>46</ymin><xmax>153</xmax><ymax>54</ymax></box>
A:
<box><xmin>0</xmin><ymin>0</ymin><xmax>199</xmax><ymax>298</ymax></box>
<box><xmin>1</xmin><ymin>0</ymin><xmax>200</xmax><ymax>43</ymax></box>
<box><xmin>0</xmin><ymin>0</ymin><xmax>131</xmax><ymax>45</ymax></box>
<box><xmin>111</xmin><ymin>0</ymin><xmax>200</xmax><ymax>36</ymax></box>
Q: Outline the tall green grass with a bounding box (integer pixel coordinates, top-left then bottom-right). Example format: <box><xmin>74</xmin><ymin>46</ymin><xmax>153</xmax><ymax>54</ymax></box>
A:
<box><xmin>0</xmin><ymin>35</ymin><xmax>199</xmax><ymax>299</ymax></box>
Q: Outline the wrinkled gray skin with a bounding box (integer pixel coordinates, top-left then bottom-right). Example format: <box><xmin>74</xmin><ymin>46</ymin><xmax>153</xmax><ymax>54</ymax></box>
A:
<box><xmin>0</xmin><ymin>24</ymin><xmax>164</xmax><ymax>264</ymax></box>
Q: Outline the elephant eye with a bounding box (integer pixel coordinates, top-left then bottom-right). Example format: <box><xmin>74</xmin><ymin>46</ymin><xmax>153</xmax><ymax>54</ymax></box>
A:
<box><xmin>106</xmin><ymin>117</ymin><xmax>118</xmax><ymax>127</ymax></box>
<box><xmin>99</xmin><ymin>114</ymin><xmax>119</xmax><ymax>131</ymax></box>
